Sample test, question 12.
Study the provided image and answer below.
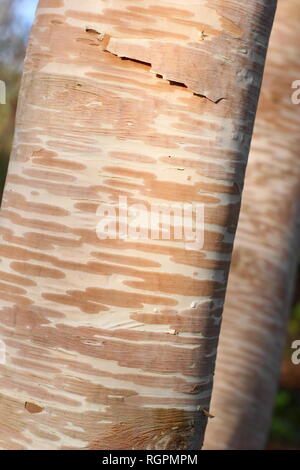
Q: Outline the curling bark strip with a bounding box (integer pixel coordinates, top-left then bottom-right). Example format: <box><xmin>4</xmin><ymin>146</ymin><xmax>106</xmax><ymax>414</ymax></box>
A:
<box><xmin>204</xmin><ymin>0</ymin><xmax>300</xmax><ymax>450</ymax></box>
<box><xmin>0</xmin><ymin>0</ymin><xmax>276</xmax><ymax>449</ymax></box>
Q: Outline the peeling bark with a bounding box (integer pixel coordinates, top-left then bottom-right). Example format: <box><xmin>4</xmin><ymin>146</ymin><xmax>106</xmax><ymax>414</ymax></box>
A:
<box><xmin>204</xmin><ymin>0</ymin><xmax>300</xmax><ymax>450</ymax></box>
<box><xmin>105</xmin><ymin>36</ymin><xmax>232</xmax><ymax>102</ymax></box>
<box><xmin>0</xmin><ymin>0</ymin><xmax>276</xmax><ymax>450</ymax></box>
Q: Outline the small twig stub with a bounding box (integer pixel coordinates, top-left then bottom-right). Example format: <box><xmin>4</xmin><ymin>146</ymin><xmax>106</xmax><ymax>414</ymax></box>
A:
<box><xmin>202</xmin><ymin>409</ymin><xmax>215</xmax><ymax>419</ymax></box>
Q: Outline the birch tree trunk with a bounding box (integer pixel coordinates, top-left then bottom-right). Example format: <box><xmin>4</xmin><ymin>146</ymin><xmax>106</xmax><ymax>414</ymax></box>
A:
<box><xmin>0</xmin><ymin>0</ymin><xmax>276</xmax><ymax>449</ymax></box>
<box><xmin>204</xmin><ymin>0</ymin><xmax>300</xmax><ymax>450</ymax></box>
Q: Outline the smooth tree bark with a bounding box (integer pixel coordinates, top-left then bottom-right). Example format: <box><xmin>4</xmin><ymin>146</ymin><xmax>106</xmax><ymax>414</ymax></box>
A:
<box><xmin>204</xmin><ymin>0</ymin><xmax>300</xmax><ymax>450</ymax></box>
<box><xmin>0</xmin><ymin>0</ymin><xmax>276</xmax><ymax>449</ymax></box>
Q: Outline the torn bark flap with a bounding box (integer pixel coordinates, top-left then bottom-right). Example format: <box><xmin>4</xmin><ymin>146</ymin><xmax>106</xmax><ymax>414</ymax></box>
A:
<box><xmin>105</xmin><ymin>36</ymin><xmax>233</xmax><ymax>103</ymax></box>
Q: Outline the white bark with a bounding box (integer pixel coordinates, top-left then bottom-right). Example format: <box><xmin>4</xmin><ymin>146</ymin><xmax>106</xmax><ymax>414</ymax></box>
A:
<box><xmin>0</xmin><ymin>0</ymin><xmax>276</xmax><ymax>449</ymax></box>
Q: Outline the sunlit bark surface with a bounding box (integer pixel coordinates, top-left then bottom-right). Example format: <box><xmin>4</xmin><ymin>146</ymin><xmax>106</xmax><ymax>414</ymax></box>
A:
<box><xmin>204</xmin><ymin>0</ymin><xmax>300</xmax><ymax>450</ymax></box>
<box><xmin>0</xmin><ymin>0</ymin><xmax>275</xmax><ymax>449</ymax></box>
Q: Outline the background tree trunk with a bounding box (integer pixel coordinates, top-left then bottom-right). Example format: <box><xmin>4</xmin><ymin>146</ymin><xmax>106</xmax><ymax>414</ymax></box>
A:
<box><xmin>204</xmin><ymin>0</ymin><xmax>300</xmax><ymax>450</ymax></box>
<box><xmin>0</xmin><ymin>0</ymin><xmax>275</xmax><ymax>449</ymax></box>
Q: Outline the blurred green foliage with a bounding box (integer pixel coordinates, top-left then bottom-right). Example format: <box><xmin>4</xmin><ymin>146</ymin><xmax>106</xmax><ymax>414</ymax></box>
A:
<box><xmin>270</xmin><ymin>389</ymin><xmax>300</xmax><ymax>446</ymax></box>
<box><xmin>289</xmin><ymin>302</ymin><xmax>300</xmax><ymax>338</ymax></box>
<box><xmin>0</xmin><ymin>69</ymin><xmax>21</xmax><ymax>198</ymax></box>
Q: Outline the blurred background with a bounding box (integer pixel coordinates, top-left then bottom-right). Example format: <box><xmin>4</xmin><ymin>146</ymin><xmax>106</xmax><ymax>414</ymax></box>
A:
<box><xmin>0</xmin><ymin>0</ymin><xmax>299</xmax><ymax>450</ymax></box>
<box><xmin>0</xmin><ymin>0</ymin><xmax>38</xmax><ymax>199</ymax></box>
